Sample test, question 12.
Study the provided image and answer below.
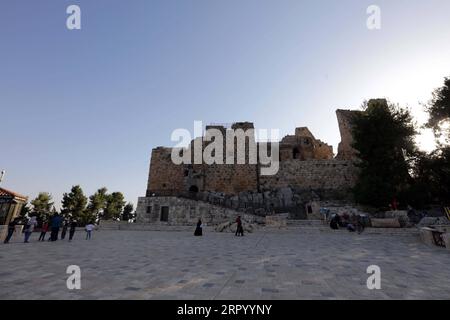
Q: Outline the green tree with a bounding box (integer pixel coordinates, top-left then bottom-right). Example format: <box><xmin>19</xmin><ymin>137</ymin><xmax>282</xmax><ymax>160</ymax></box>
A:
<box><xmin>30</xmin><ymin>192</ymin><xmax>54</xmax><ymax>221</ymax></box>
<box><xmin>426</xmin><ymin>77</ymin><xmax>450</xmax><ymax>142</ymax></box>
<box><xmin>61</xmin><ymin>185</ymin><xmax>88</xmax><ymax>222</ymax></box>
<box><xmin>103</xmin><ymin>192</ymin><xmax>126</xmax><ymax>221</ymax></box>
<box><xmin>86</xmin><ymin>187</ymin><xmax>108</xmax><ymax>221</ymax></box>
<box><xmin>352</xmin><ymin>99</ymin><xmax>418</xmax><ymax>208</ymax></box>
<box><xmin>410</xmin><ymin>148</ymin><xmax>450</xmax><ymax>206</ymax></box>
<box><xmin>19</xmin><ymin>202</ymin><xmax>31</xmax><ymax>219</ymax></box>
<box><xmin>121</xmin><ymin>202</ymin><xmax>134</xmax><ymax>221</ymax></box>
<box><xmin>418</xmin><ymin>77</ymin><xmax>450</xmax><ymax>205</ymax></box>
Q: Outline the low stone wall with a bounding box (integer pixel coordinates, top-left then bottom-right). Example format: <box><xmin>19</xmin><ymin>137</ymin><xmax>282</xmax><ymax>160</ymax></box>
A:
<box><xmin>371</xmin><ymin>218</ymin><xmax>401</xmax><ymax>228</ymax></box>
<box><xmin>0</xmin><ymin>225</ymin><xmax>24</xmax><ymax>242</ymax></box>
<box><xmin>418</xmin><ymin>216</ymin><xmax>450</xmax><ymax>228</ymax></box>
<box><xmin>443</xmin><ymin>233</ymin><xmax>450</xmax><ymax>249</ymax></box>
<box><xmin>0</xmin><ymin>225</ymin><xmax>7</xmax><ymax>241</ymax></box>
<box><xmin>265</xmin><ymin>214</ymin><xmax>288</xmax><ymax>228</ymax></box>
<box><xmin>419</xmin><ymin>227</ymin><xmax>450</xmax><ymax>250</ymax></box>
<box><xmin>384</xmin><ymin>210</ymin><xmax>409</xmax><ymax>227</ymax></box>
<box><xmin>136</xmin><ymin>196</ymin><xmax>264</xmax><ymax>227</ymax></box>
<box><xmin>98</xmin><ymin>221</ymin><xmax>127</xmax><ymax>230</ymax></box>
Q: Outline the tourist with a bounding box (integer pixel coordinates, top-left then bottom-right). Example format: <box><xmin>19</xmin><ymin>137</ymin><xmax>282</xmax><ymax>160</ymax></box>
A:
<box><xmin>341</xmin><ymin>212</ymin><xmax>350</xmax><ymax>228</ymax></box>
<box><xmin>320</xmin><ymin>207</ymin><xmax>330</xmax><ymax>224</ymax></box>
<box><xmin>61</xmin><ymin>220</ymin><xmax>68</xmax><ymax>240</ymax></box>
<box><xmin>235</xmin><ymin>216</ymin><xmax>244</xmax><ymax>236</ymax></box>
<box><xmin>329</xmin><ymin>214</ymin><xmax>340</xmax><ymax>230</ymax></box>
<box><xmin>356</xmin><ymin>215</ymin><xmax>365</xmax><ymax>234</ymax></box>
<box><xmin>38</xmin><ymin>220</ymin><xmax>49</xmax><ymax>241</ymax></box>
<box><xmin>347</xmin><ymin>214</ymin><xmax>361</xmax><ymax>232</ymax></box>
<box><xmin>391</xmin><ymin>197</ymin><xmax>399</xmax><ymax>211</ymax></box>
<box><xmin>85</xmin><ymin>222</ymin><xmax>95</xmax><ymax>240</ymax></box>
<box><xmin>50</xmin><ymin>213</ymin><xmax>63</xmax><ymax>241</ymax></box>
<box><xmin>24</xmin><ymin>216</ymin><xmax>38</xmax><ymax>243</ymax></box>
<box><xmin>347</xmin><ymin>215</ymin><xmax>356</xmax><ymax>232</ymax></box>
<box><xmin>4</xmin><ymin>218</ymin><xmax>19</xmax><ymax>244</ymax></box>
<box><xmin>69</xmin><ymin>220</ymin><xmax>77</xmax><ymax>241</ymax></box>
<box><xmin>194</xmin><ymin>219</ymin><xmax>203</xmax><ymax>236</ymax></box>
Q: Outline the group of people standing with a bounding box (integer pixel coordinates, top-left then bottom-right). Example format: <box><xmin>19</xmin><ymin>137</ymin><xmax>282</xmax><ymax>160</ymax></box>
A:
<box><xmin>3</xmin><ymin>214</ymin><xmax>96</xmax><ymax>244</ymax></box>
<box><xmin>37</xmin><ymin>215</ymin><xmax>79</xmax><ymax>242</ymax></box>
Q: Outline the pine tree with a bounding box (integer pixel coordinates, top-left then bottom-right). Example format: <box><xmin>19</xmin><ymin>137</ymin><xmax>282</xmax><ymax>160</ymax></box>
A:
<box><xmin>61</xmin><ymin>185</ymin><xmax>88</xmax><ymax>222</ymax></box>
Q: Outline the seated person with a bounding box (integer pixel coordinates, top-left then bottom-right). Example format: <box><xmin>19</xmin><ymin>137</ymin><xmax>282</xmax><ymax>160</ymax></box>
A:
<box><xmin>330</xmin><ymin>214</ymin><xmax>340</xmax><ymax>230</ymax></box>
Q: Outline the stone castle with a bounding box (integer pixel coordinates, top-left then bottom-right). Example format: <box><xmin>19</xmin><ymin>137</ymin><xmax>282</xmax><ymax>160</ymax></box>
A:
<box><xmin>136</xmin><ymin>109</ymin><xmax>360</xmax><ymax>225</ymax></box>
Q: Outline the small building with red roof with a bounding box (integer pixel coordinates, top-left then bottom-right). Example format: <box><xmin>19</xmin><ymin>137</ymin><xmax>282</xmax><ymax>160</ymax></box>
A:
<box><xmin>0</xmin><ymin>187</ymin><xmax>28</xmax><ymax>225</ymax></box>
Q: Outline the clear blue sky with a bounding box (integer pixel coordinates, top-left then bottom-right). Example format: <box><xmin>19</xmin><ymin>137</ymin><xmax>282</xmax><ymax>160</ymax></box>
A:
<box><xmin>1</xmin><ymin>0</ymin><xmax>450</xmax><ymax>208</ymax></box>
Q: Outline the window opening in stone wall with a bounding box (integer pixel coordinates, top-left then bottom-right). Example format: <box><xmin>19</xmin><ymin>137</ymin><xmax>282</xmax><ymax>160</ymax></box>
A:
<box><xmin>160</xmin><ymin>206</ymin><xmax>169</xmax><ymax>222</ymax></box>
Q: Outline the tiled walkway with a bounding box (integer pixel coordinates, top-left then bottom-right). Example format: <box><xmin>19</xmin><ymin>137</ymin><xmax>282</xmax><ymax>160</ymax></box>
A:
<box><xmin>1</xmin><ymin>229</ymin><xmax>449</xmax><ymax>299</ymax></box>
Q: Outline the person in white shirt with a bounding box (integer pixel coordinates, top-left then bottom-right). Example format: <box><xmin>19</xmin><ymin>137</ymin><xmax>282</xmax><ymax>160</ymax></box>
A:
<box><xmin>85</xmin><ymin>223</ymin><xmax>95</xmax><ymax>240</ymax></box>
<box><xmin>24</xmin><ymin>216</ymin><xmax>38</xmax><ymax>243</ymax></box>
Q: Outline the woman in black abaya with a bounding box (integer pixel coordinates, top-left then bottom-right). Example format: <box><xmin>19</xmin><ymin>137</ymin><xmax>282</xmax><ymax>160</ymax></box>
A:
<box><xmin>194</xmin><ymin>219</ymin><xmax>203</xmax><ymax>236</ymax></box>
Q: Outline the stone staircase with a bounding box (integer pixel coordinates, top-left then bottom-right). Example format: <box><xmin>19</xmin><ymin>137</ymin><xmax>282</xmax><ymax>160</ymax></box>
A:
<box><xmin>285</xmin><ymin>219</ymin><xmax>420</xmax><ymax>236</ymax></box>
<box><xmin>99</xmin><ymin>222</ymin><xmax>218</xmax><ymax>233</ymax></box>
<box><xmin>285</xmin><ymin>219</ymin><xmax>330</xmax><ymax>232</ymax></box>
<box><xmin>99</xmin><ymin>219</ymin><xmax>419</xmax><ymax>236</ymax></box>
<box><xmin>287</xmin><ymin>219</ymin><xmax>325</xmax><ymax>227</ymax></box>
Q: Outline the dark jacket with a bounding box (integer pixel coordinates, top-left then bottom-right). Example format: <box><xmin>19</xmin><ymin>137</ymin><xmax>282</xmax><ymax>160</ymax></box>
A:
<box><xmin>51</xmin><ymin>215</ymin><xmax>63</xmax><ymax>228</ymax></box>
<box><xmin>69</xmin><ymin>222</ymin><xmax>77</xmax><ymax>232</ymax></box>
<box><xmin>8</xmin><ymin>219</ymin><xmax>17</xmax><ymax>230</ymax></box>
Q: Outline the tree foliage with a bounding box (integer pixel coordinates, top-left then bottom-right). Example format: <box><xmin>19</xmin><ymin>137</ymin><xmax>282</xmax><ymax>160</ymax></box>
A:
<box><xmin>61</xmin><ymin>185</ymin><xmax>88</xmax><ymax>223</ymax></box>
<box><xmin>19</xmin><ymin>202</ymin><xmax>31</xmax><ymax>219</ymax></box>
<box><xmin>426</xmin><ymin>77</ymin><xmax>450</xmax><ymax>141</ymax></box>
<box><xmin>352</xmin><ymin>99</ymin><xmax>418</xmax><ymax>207</ymax></box>
<box><xmin>86</xmin><ymin>187</ymin><xmax>108</xmax><ymax>221</ymax></box>
<box><xmin>103</xmin><ymin>192</ymin><xmax>126</xmax><ymax>221</ymax></box>
<box><xmin>415</xmin><ymin>76</ymin><xmax>450</xmax><ymax>206</ymax></box>
<box><xmin>410</xmin><ymin>148</ymin><xmax>450</xmax><ymax>206</ymax></box>
<box><xmin>30</xmin><ymin>192</ymin><xmax>54</xmax><ymax>221</ymax></box>
<box><xmin>122</xmin><ymin>202</ymin><xmax>134</xmax><ymax>221</ymax></box>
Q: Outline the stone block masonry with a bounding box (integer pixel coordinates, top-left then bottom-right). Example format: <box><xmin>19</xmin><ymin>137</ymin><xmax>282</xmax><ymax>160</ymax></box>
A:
<box><xmin>136</xmin><ymin>196</ymin><xmax>264</xmax><ymax>226</ymax></box>
<box><xmin>137</xmin><ymin>108</ymin><xmax>362</xmax><ymax>223</ymax></box>
<box><xmin>260</xmin><ymin>160</ymin><xmax>357</xmax><ymax>190</ymax></box>
<box><xmin>144</xmin><ymin>110</ymin><xmax>360</xmax><ymax>198</ymax></box>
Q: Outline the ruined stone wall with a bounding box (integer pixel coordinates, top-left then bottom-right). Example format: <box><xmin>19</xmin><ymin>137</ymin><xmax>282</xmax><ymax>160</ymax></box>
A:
<box><xmin>279</xmin><ymin>127</ymin><xmax>334</xmax><ymax>161</ymax></box>
<box><xmin>147</xmin><ymin>151</ymin><xmax>357</xmax><ymax>197</ymax></box>
<box><xmin>260</xmin><ymin>160</ymin><xmax>357</xmax><ymax>191</ymax></box>
<box><xmin>336</xmin><ymin>109</ymin><xmax>360</xmax><ymax>160</ymax></box>
<box><xmin>146</xmin><ymin>116</ymin><xmax>359</xmax><ymax>197</ymax></box>
<box><xmin>146</xmin><ymin>147</ymin><xmax>185</xmax><ymax>196</ymax></box>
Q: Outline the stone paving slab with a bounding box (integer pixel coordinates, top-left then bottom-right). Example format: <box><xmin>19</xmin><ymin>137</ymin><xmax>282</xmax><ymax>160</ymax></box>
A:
<box><xmin>0</xmin><ymin>229</ymin><xmax>449</xmax><ymax>300</ymax></box>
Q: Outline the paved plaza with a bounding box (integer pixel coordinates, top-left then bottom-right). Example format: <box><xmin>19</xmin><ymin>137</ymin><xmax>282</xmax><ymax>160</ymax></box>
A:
<box><xmin>1</xmin><ymin>229</ymin><xmax>449</xmax><ymax>300</ymax></box>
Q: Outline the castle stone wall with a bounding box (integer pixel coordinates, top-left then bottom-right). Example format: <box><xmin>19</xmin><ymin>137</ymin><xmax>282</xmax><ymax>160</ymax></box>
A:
<box><xmin>203</xmin><ymin>164</ymin><xmax>258</xmax><ymax>194</ymax></box>
<box><xmin>146</xmin><ymin>147</ymin><xmax>185</xmax><ymax>196</ymax></box>
<box><xmin>145</xmin><ymin>111</ymin><xmax>360</xmax><ymax>198</ymax></box>
<box><xmin>260</xmin><ymin>160</ymin><xmax>357</xmax><ymax>191</ymax></box>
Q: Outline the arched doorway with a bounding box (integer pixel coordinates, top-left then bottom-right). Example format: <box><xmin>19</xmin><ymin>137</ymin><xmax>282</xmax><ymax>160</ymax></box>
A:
<box><xmin>189</xmin><ymin>185</ymin><xmax>199</xmax><ymax>193</ymax></box>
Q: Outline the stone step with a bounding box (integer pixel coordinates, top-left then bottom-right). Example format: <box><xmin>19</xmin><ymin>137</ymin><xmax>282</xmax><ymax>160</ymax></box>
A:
<box><xmin>285</xmin><ymin>226</ymin><xmax>419</xmax><ymax>235</ymax></box>
<box><xmin>287</xmin><ymin>220</ymin><xmax>325</xmax><ymax>226</ymax></box>
<box><xmin>100</xmin><ymin>222</ymin><xmax>419</xmax><ymax>236</ymax></box>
